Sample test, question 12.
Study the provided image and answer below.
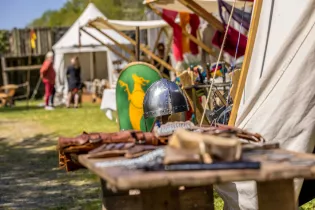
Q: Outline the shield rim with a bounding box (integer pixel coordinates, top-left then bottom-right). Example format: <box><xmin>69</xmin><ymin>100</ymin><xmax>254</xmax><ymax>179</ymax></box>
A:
<box><xmin>116</xmin><ymin>61</ymin><xmax>162</xmax><ymax>131</ymax></box>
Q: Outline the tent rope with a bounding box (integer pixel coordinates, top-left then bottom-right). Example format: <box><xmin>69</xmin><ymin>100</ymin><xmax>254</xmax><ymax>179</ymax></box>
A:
<box><xmin>199</xmin><ymin>0</ymin><xmax>237</xmax><ymax>126</ymax></box>
<box><xmin>223</xmin><ymin>0</ymin><xmax>248</xmax><ymax>124</ymax></box>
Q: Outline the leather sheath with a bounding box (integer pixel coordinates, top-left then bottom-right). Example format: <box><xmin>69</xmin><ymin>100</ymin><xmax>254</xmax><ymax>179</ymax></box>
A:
<box><xmin>58</xmin><ymin>130</ymin><xmax>160</xmax><ymax>148</ymax></box>
<box><xmin>58</xmin><ymin>130</ymin><xmax>165</xmax><ymax>172</ymax></box>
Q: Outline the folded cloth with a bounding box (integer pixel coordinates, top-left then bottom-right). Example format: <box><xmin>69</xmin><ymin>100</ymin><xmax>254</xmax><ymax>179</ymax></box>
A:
<box><xmin>166</xmin><ymin>129</ymin><xmax>242</xmax><ymax>164</ymax></box>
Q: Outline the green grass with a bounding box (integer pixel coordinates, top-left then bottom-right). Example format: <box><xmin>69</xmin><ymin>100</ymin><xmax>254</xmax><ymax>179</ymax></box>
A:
<box><xmin>0</xmin><ymin>101</ymin><xmax>314</xmax><ymax>209</ymax></box>
<box><xmin>0</xmin><ymin>100</ymin><xmax>119</xmax><ymax>136</ymax></box>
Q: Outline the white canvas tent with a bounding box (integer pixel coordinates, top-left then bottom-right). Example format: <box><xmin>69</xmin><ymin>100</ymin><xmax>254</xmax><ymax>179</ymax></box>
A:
<box><xmin>88</xmin><ymin>16</ymin><xmax>178</xmax><ymax>31</ymax></box>
<box><xmin>53</xmin><ymin>3</ymin><xmax>130</xmax><ymax>103</ymax></box>
<box><xmin>215</xmin><ymin>0</ymin><xmax>315</xmax><ymax>209</ymax></box>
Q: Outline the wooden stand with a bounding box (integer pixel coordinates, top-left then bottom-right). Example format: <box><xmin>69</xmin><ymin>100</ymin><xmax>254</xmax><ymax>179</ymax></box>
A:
<box><xmin>87</xmin><ymin>18</ymin><xmax>177</xmax><ymax>73</ymax></box>
<box><xmin>80</xmin><ymin>28</ymin><xmax>131</xmax><ymax>63</ymax></box>
<box><xmin>100</xmin><ymin>179</ymin><xmax>214</xmax><ymax>210</ymax></box>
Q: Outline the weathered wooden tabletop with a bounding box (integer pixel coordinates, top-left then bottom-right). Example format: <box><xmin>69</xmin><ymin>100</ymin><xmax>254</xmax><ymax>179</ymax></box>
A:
<box><xmin>79</xmin><ymin>149</ymin><xmax>315</xmax><ymax>191</ymax></box>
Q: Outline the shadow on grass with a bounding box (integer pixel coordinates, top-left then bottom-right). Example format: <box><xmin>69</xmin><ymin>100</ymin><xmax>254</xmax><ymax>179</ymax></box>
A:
<box><xmin>0</xmin><ymin>133</ymin><xmax>102</xmax><ymax>210</ymax></box>
<box><xmin>0</xmin><ymin>105</ymin><xmax>43</xmax><ymax>113</ymax></box>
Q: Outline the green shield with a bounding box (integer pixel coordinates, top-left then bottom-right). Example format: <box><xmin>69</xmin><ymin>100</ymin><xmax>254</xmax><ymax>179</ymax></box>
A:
<box><xmin>116</xmin><ymin>62</ymin><xmax>162</xmax><ymax>131</ymax></box>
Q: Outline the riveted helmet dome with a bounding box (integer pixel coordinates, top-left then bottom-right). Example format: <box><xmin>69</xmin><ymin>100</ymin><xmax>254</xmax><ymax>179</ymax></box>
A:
<box><xmin>143</xmin><ymin>78</ymin><xmax>189</xmax><ymax>119</ymax></box>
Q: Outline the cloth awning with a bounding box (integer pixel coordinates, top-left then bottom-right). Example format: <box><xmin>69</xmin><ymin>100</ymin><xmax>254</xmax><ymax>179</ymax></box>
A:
<box><xmin>143</xmin><ymin>0</ymin><xmax>252</xmax><ymax>13</ymax></box>
<box><xmin>87</xmin><ymin>17</ymin><xmax>179</xmax><ymax>31</ymax></box>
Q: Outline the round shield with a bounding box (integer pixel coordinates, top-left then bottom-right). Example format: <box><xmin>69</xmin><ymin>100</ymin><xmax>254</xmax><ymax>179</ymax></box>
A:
<box><xmin>116</xmin><ymin>62</ymin><xmax>162</xmax><ymax>131</ymax></box>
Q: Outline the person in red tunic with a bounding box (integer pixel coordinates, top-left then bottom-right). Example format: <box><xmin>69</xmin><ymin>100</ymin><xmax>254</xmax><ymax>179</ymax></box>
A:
<box><xmin>40</xmin><ymin>51</ymin><xmax>56</xmax><ymax>110</ymax></box>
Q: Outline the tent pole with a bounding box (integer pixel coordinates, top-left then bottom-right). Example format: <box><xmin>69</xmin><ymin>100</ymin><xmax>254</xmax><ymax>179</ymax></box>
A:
<box><xmin>93</xmin><ymin>18</ymin><xmax>177</xmax><ymax>73</ymax></box>
<box><xmin>80</xmin><ymin>28</ymin><xmax>131</xmax><ymax>62</ymax></box>
<box><xmin>176</xmin><ymin>0</ymin><xmax>224</xmax><ymax>32</ymax></box>
<box><xmin>150</xmin><ymin>27</ymin><xmax>164</xmax><ymax>64</ymax></box>
<box><xmin>135</xmin><ymin>26</ymin><xmax>140</xmax><ymax>61</ymax></box>
<box><xmin>152</xmin><ymin>27</ymin><xmax>164</xmax><ymax>54</ymax></box>
<box><xmin>228</xmin><ymin>0</ymin><xmax>264</xmax><ymax>126</ymax></box>
<box><xmin>89</xmin><ymin>23</ymin><xmax>135</xmax><ymax>57</ymax></box>
<box><xmin>162</xmin><ymin>27</ymin><xmax>170</xmax><ymax>39</ymax></box>
<box><xmin>160</xmin><ymin>31</ymin><xmax>173</xmax><ymax>73</ymax></box>
<box><xmin>147</xmin><ymin>4</ymin><xmax>225</xmax><ymax>65</ymax></box>
<box><xmin>90</xmin><ymin>52</ymin><xmax>95</xmax><ymax>80</ymax></box>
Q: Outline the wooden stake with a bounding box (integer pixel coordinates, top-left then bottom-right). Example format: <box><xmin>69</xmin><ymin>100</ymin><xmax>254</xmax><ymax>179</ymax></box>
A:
<box><xmin>228</xmin><ymin>0</ymin><xmax>263</xmax><ymax>126</ymax></box>
<box><xmin>89</xmin><ymin>23</ymin><xmax>135</xmax><ymax>57</ymax></box>
<box><xmin>94</xmin><ymin>18</ymin><xmax>177</xmax><ymax>73</ymax></box>
<box><xmin>147</xmin><ymin>4</ymin><xmax>224</xmax><ymax>65</ymax></box>
<box><xmin>1</xmin><ymin>57</ymin><xmax>8</xmax><ymax>86</ymax></box>
<box><xmin>80</xmin><ymin>28</ymin><xmax>131</xmax><ymax>62</ymax></box>
<box><xmin>135</xmin><ymin>26</ymin><xmax>140</xmax><ymax>61</ymax></box>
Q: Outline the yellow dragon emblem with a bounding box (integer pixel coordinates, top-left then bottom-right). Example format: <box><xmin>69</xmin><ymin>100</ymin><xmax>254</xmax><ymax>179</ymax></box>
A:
<box><xmin>119</xmin><ymin>74</ymin><xmax>150</xmax><ymax>130</ymax></box>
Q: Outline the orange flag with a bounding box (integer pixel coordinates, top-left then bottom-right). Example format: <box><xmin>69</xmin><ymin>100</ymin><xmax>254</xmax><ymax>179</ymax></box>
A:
<box><xmin>179</xmin><ymin>12</ymin><xmax>190</xmax><ymax>54</ymax></box>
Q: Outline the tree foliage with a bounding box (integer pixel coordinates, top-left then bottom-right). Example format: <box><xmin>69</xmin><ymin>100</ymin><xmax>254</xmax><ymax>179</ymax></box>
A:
<box><xmin>0</xmin><ymin>30</ymin><xmax>9</xmax><ymax>55</ymax></box>
<box><xmin>29</xmin><ymin>0</ymin><xmax>145</xmax><ymax>27</ymax></box>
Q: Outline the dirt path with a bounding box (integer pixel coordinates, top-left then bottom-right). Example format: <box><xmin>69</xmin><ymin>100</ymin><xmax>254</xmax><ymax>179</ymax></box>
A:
<box><xmin>0</xmin><ymin>119</ymin><xmax>101</xmax><ymax>210</ymax></box>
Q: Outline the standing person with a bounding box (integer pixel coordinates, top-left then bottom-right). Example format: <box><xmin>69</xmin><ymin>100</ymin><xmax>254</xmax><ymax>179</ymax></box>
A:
<box><xmin>49</xmin><ymin>86</ymin><xmax>55</xmax><ymax>107</ymax></box>
<box><xmin>153</xmin><ymin>43</ymin><xmax>172</xmax><ymax>78</ymax></box>
<box><xmin>40</xmin><ymin>51</ymin><xmax>55</xmax><ymax>110</ymax></box>
<box><xmin>66</xmin><ymin>56</ymin><xmax>82</xmax><ymax>108</ymax></box>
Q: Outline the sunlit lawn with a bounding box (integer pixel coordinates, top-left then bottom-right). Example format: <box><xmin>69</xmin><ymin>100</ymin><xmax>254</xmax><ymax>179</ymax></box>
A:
<box><xmin>0</xmin><ymin>101</ymin><xmax>314</xmax><ymax>209</ymax></box>
<box><xmin>0</xmin><ymin>100</ymin><xmax>119</xmax><ymax>136</ymax></box>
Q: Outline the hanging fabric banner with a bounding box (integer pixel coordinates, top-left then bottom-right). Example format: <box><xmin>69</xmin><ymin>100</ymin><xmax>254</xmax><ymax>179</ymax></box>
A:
<box><xmin>218</xmin><ymin>0</ymin><xmax>252</xmax><ymax>30</ymax></box>
<box><xmin>212</xmin><ymin>0</ymin><xmax>249</xmax><ymax>58</ymax></box>
<box><xmin>212</xmin><ymin>26</ymin><xmax>247</xmax><ymax>58</ymax></box>
<box><xmin>189</xmin><ymin>14</ymin><xmax>200</xmax><ymax>55</ymax></box>
<box><xmin>162</xmin><ymin>9</ymin><xmax>184</xmax><ymax>62</ymax></box>
<box><xmin>179</xmin><ymin>12</ymin><xmax>191</xmax><ymax>54</ymax></box>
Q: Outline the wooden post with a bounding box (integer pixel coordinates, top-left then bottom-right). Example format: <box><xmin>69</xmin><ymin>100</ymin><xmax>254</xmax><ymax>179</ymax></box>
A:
<box><xmin>80</xmin><ymin>28</ymin><xmax>131</xmax><ymax>62</ymax></box>
<box><xmin>37</xmin><ymin>29</ymin><xmax>41</xmax><ymax>55</ymax></box>
<box><xmin>159</xmin><ymin>31</ymin><xmax>173</xmax><ymax>73</ymax></box>
<box><xmin>47</xmin><ymin>29</ymin><xmax>52</xmax><ymax>51</ymax></box>
<box><xmin>135</xmin><ymin>26</ymin><xmax>140</xmax><ymax>61</ymax></box>
<box><xmin>89</xmin><ymin>24</ymin><xmax>135</xmax><ymax>57</ymax></box>
<box><xmin>90</xmin><ymin>52</ymin><xmax>95</xmax><ymax>80</ymax></box>
<box><xmin>152</xmin><ymin>27</ymin><xmax>164</xmax><ymax>53</ymax></box>
<box><xmin>27</xmin><ymin>53</ymin><xmax>31</xmax><ymax>108</ymax></box>
<box><xmin>147</xmin><ymin>4</ymin><xmax>224</xmax><ymax>65</ymax></box>
<box><xmin>93</xmin><ymin>18</ymin><xmax>177</xmax><ymax>73</ymax></box>
<box><xmin>1</xmin><ymin>57</ymin><xmax>8</xmax><ymax>86</ymax></box>
<box><xmin>228</xmin><ymin>0</ymin><xmax>263</xmax><ymax>126</ymax></box>
<box><xmin>257</xmin><ymin>180</ymin><xmax>296</xmax><ymax>210</ymax></box>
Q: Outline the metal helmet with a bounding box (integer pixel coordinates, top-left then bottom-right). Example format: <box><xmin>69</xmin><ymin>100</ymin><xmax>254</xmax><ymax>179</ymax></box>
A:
<box><xmin>143</xmin><ymin>78</ymin><xmax>189</xmax><ymax>119</ymax></box>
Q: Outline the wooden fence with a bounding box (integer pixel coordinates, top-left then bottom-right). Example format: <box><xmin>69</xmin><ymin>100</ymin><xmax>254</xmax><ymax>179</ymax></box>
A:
<box><xmin>6</xmin><ymin>27</ymin><xmax>69</xmax><ymax>56</ymax></box>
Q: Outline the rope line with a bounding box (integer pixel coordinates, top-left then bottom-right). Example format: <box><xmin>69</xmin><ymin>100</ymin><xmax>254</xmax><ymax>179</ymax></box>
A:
<box><xmin>199</xmin><ymin>0</ymin><xmax>237</xmax><ymax>126</ymax></box>
<box><xmin>223</xmin><ymin>0</ymin><xmax>248</xmax><ymax>124</ymax></box>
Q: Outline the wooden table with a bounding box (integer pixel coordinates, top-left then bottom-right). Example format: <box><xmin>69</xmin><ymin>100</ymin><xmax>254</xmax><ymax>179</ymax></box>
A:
<box><xmin>0</xmin><ymin>84</ymin><xmax>18</xmax><ymax>107</ymax></box>
<box><xmin>79</xmin><ymin>149</ymin><xmax>315</xmax><ymax>210</ymax></box>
